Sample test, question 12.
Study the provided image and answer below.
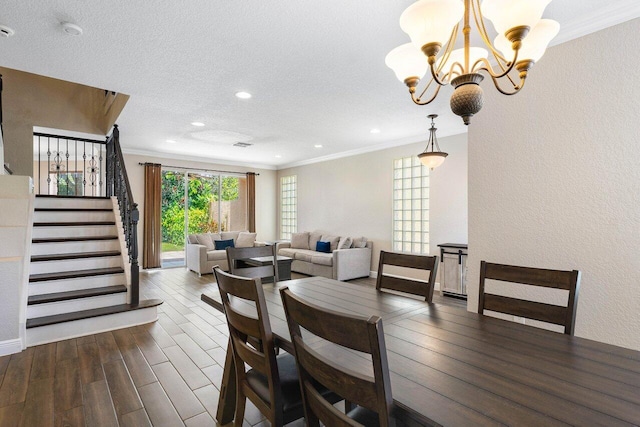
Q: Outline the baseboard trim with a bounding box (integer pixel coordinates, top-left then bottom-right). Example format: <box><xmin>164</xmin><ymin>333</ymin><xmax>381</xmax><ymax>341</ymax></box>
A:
<box><xmin>369</xmin><ymin>270</ymin><xmax>378</xmax><ymax>279</ymax></box>
<box><xmin>0</xmin><ymin>338</ymin><xmax>23</xmax><ymax>356</ymax></box>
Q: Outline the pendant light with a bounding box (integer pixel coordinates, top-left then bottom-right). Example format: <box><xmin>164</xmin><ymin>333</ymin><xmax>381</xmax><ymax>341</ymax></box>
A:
<box><xmin>418</xmin><ymin>114</ymin><xmax>448</xmax><ymax>170</ymax></box>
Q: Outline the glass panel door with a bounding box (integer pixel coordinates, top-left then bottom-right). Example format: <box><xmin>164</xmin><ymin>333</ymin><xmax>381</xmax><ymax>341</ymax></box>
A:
<box><xmin>187</xmin><ymin>173</ymin><xmax>220</xmax><ymax>234</ymax></box>
<box><xmin>161</xmin><ymin>170</ymin><xmax>186</xmax><ymax>267</ymax></box>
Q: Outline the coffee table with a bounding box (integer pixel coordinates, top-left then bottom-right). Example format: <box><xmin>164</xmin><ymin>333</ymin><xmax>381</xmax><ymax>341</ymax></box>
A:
<box><xmin>244</xmin><ymin>255</ymin><xmax>293</xmax><ymax>282</ymax></box>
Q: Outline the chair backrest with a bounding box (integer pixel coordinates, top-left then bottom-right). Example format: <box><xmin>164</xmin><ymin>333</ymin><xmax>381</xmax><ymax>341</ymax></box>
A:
<box><xmin>280</xmin><ymin>287</ymin><xmax>394</xmax><ymax>427</ymax></box>
<box><xmin>226</xmin><ymin>244</ymin><xmax>279</xmax><ymax>283</ymax></box>
<box><xmin>376</xmin><ymin>250</ymin><xmax>438</xmax><ymax>302</ymax></box>
<box><xmin>213</xmin><ymin>267</ymin><xmax>283</xmax><ymax>419</ymax></box>
<box><xmin>478</xmin><ymin>261</ymin><xmax>581</xmax><ymax>335</ymax></box>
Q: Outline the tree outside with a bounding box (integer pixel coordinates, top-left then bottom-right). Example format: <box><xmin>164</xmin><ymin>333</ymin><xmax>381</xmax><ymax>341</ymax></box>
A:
<box><xmin>161</xmin><ymin>171</ymin><xmax>241</xmax><ymax>251</ymax></box>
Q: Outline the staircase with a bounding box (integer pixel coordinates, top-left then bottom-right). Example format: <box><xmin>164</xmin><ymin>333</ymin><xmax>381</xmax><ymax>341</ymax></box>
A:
<box><xmin>26</xmin><ymin>194</ymin><xmax>161</xmax><ymax>346</ymax></box>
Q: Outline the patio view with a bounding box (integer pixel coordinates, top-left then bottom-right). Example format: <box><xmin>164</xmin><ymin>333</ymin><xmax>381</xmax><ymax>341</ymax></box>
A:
<box><xmin>161</xmin><ymin>170</ymin><xmax>247</xmax><ymax>267</ymax></box>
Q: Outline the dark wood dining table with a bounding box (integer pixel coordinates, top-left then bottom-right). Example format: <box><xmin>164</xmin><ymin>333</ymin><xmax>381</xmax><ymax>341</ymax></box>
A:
<box><xmin>201</xmin><ymin>276</ymin><xmax>640</xmax><ymax>426</ymax></box>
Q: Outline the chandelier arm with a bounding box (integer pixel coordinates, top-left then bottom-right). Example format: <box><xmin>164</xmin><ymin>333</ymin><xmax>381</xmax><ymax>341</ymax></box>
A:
<box><xmin>427</xmin><ymin>23</ymin><xmax>459</xmax><ymax>87</ymax></box>
<box><xmin>411</xmin><ymin>83</ymin><xmax>443</xmax><ymax>105</ymax></box>
<box><xmin>488</xmin><ymin>72</ymin><xmax>527</xmax><ymax>95</ymax></box>
<box><xmin>472</xmin><ymin>0</ymin><xmax>508</xmax><ymax>63</ymax></box>
<box><xmin>473</xmin><ymin>50</ymin><xmax>520</xmax><ymax>80</ymax></box>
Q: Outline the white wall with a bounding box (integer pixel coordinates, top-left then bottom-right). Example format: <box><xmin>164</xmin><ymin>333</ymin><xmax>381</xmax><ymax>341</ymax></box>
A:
<box><xmin>123</xmin><ymin>153</ymin><xmax>278</xmax><ymax>265</ymax></box>
<box><xmin>277</xmin><ymin>133</ymin><xmax>468</xmax><ymax>274</ymax></box>
<box><xmin>468</xmin><ymin>19</ymin><xmax>640</xmax><ymax>350</ymax></box>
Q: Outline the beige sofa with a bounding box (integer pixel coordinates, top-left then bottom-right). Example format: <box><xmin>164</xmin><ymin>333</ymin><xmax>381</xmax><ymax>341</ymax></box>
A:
<box><xmin>186</xmin><ymin>231</ymin><xmax>262</xmax><ymax>275</ymax></box>
<box><xmin>277</xmin><ymin>231</ymin><xmax>372</xmax><ymax>281</ymax></box>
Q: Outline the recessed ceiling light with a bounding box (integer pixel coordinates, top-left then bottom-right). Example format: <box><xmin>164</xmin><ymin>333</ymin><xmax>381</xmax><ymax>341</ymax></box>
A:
<box><xmin>370</xmin><ymin>128</ymin><xmax>381</xmax><ymax>134</ymax></box>
<box><xmin>314</xmin><ymin>144</ymin><xmax>323</xmax><ymax>148</ymax></box>
<box><xmin>191</xmin><ymin>122</ymin><xmax>205</xmax><ymax>127</ymax></box>
<box><xmin>275</xmin><ymin>155</ymin><xmax>282</xmax><ymax>158</ymax></box>
<box><xmin>235</xmin><ymin>91</ymin><xmax>252</xmax><ymax>99</ymax></box>
<box><xmin>61</xmin><ymin>22</ymin><xmax>83</xmax><ymax>36</ymax></box>
<box><xmin>0</xmin><ymin>25</ymin><xmax>15</xmax><ymax>38</ymax></box>
<box><xmin>166</xmin><ymin>139</ymin><xmax>177</xmax><ymax>144</ymax></box>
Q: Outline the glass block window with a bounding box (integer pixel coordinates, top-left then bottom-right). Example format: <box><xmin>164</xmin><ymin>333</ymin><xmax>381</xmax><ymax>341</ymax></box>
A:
<box><xmin>393</xmin><ymin>157</ymin><xmax>429</xmax><ymax>254</ymax></box>
<box><xmin>280</xmin><ymin>175</ymin><xmax>297</xmax><ymax>240</ymax></box>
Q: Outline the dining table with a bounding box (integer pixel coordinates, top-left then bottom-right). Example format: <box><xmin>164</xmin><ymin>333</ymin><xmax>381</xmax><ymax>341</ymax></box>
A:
<box><xmin>201</xmin><ymin>276</ymin><xmax>640</xmax><ymax>426</ymax></box>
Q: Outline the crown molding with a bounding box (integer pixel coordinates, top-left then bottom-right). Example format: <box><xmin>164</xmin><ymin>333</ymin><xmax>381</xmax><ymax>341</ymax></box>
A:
<box><xmin>120</xmin><ymin>147</ymin><xmax>278</xmax><ymax>171</ymax></box>
<box><xmin>552</xmin><ymin>2</ymin><xmax>640</xmax><ymax>46</ymax></box>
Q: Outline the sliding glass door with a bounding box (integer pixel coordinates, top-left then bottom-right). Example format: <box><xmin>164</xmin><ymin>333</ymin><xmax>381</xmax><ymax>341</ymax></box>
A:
<box><xmin>160</xmin><ymin>169</ymin><xmax>247</xmax><ymax>268</ymax></box>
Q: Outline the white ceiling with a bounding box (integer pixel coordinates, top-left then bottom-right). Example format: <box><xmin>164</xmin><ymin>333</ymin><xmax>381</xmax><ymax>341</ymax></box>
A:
<box><xmin>2</xmin><ymin>1</ymin><xmax>639</xmax><ymax>169</ymax></box>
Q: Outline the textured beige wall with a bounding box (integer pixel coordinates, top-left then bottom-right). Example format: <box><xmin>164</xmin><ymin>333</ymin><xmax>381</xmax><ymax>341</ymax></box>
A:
<box><xmin>123</xmin><ymin>153</ymin><xmax>278</xmax><ymax>263</ymax></box>
<box><xmin>277</xmin><ymin>133</ymin><xmax>468</xmax><ymax>274</ymax></box>
<box><xmin>468</xmin><ymin>19</ymin><xmax>640</xmax><ymax>350</ymax></box>
<box><xmin>0</xmin><ymin>67</ymin><xmax>128</xmax><ymax>176</ymax></box>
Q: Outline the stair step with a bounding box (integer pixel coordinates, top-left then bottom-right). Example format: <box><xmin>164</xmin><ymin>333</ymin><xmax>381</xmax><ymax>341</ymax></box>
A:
<box><xmin>30</xmin><ymin>267</ymin><xmax>125</xmax><ymax>283</ymax></box>
<box><xmin>34</xmin><ymin>221</ymin><xmax>116</xmax><ymax>227</ymax></box>
<box><xmin>28</xmin><ymin>285</ymin><xmax>127</xmax><ymax>305</ymax></box>
<box><xmin>31</xmin><ymin>250</ymin><xmax>121</xmax><ymax>262</ymax></box>
<box><xmin>36</xmin><ymin>195</ymin><xmax>109</xmax><ymax>200</ymax></box>
<box><xmin>34</xmin><ymin>208</ymin><xmax>113</xmax><ymax>212</ymax></box>
<box><xmin>32</xmin><ymin>236</ymin><xmax>119</xmax><ymax>243</ymax></box>
<box><xmin>26</xmin><ymin>299</ymin><xmax>163</xmax><ymax>329</ymax></box>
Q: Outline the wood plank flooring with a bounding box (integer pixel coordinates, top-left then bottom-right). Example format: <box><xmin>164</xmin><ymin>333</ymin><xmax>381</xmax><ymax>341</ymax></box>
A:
<box><xmin>0</xmin><ymin>269</ymin><xmax>466</xmax><ymax>426</ymax></box>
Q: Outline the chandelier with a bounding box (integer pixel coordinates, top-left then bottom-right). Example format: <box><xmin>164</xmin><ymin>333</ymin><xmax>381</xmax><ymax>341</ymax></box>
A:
<box><xmin>418</xmin><ymin>114</ymin><xmax>448</xmax><ymax>169</ymax></box>
<box><xmin>385</xmin><ymin>0</ymin><xmax>559</xmax><ymax>125</ymax></box>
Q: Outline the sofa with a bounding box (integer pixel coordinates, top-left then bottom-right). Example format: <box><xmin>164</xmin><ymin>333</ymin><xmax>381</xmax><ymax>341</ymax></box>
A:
<box><xmin>186</xmin><ymin>231</ymin><xmax>263</xmax><ymax>275</ymax></box>
<box><xmin>277</xmin><ymin>231</ymin><xmax>372</xmax><ymax>281</ymax></box>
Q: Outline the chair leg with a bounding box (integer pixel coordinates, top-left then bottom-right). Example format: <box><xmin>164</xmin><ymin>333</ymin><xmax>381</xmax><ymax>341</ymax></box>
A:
<box><xmin>233</xmin><ymin>392</ymin><xmax>246</xmax><ymax>427</ymax></box>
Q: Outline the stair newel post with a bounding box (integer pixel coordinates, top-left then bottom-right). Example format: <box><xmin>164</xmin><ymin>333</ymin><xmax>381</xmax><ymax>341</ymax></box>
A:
<box><xmin>130</xmin><ymin>203</ymin><xmax>140</xmax><ymax>306</ymax></box>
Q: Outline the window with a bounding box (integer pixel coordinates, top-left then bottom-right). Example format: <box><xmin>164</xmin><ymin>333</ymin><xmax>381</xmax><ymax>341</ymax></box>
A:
<box><xmin>280</xmin><ymin>175</ymin><xmax>297</xmax><ymax>239</ymax></box>
<box><xmin>393</xmin><ymin>157</ymin><xmax>429</xmax><ymax>254</ymax></box>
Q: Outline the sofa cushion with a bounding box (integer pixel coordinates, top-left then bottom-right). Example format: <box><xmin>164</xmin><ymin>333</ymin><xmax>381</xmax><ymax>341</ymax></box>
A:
<box><xmin>316</xmin><ymin>241</ymin><xmax>331</xmax><ymax>253</ymax></box>
<box><xmin>209</xmin><ymin>233</ymin><xmax>221</xmax><ymax>241</ymax></box>
<box><xmin>221</xmin><ymin>231</ymin><xmax>241</xmax><ymax>241</ymax></box>
<box><xmin>337</xmin><ymin>236</ymin><xmax>352</xmax><ymax>250</ymax></box>
<box><xmin>311</xmin><ymin>253</ymin><xmax>333</xmax><ymax>266</ymax></box>
<box><xmin>214</xmin><ymin>239</ymin><xmax>235</xmax><ymax>250</ymax></box>
<box><xmin>352</xmin><ymin>236</ymin><xmax>368</xmax><ymax>248</ymax></box>
<box><xmin>294</xmin><ymin>250</ymin><xmax>317</xmax><ymax>262</ymax></box>
<box><xmin>309</xmin><ymin>232</ymin><xmax>323</xmax><ymax>251</ymax></box>
<box><xmin>195</xmin><ymin>234</ymin><xmax>215</xmax><ymax>250</ymax></box>
<box><xmin>278</xmin><ymin>248</ymin><xmax>297</xmax><ymax>258</ymax></box>
<box><xmin>291</xmin><ymin>232</ymin><xmax>310</xmax><ymax>249</ymax></box>
<box><xmin>188</xmin><ymin>234</ymin><xmax>199</xmax><ymax>244</ymax></box>
<box><xmin>206</xmin><ymin>250</ymin><xmax>227</xmax><ymax>261</ymax></box>
<box><xmin>236</xmin><ymin>232</ymin><xmax>257</xmax><ymax>248</ymax></box>
<box><xmin>321</xmin><ymin>234</ymin><xmax>340</xmax><ymax>252</ymax></box>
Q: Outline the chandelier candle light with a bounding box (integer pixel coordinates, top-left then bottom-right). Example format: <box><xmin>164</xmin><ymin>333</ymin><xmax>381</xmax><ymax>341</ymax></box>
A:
<box><xmin>385</xmin><ymin>0</ymin><xmax>560</xmax><ymax>125</ymax></box>
<box><xmin>419</xmin><ymin>114</ymin><xmax>448</xmax><ymax>169</ymax></box>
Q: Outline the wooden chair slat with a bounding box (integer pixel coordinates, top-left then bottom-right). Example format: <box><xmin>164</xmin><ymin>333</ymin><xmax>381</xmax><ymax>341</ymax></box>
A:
<box><xmin>376</xmin><ymin>251</ymin><xmax>438</xmax><ymax>302</ymax></box>
<box><xmin>227</xmin><ymin>245</ymin><xmax>279</xmax><ymax>283</ymax></box>
<box><xmin>224</xmin><ymin>305</ymin><xmax>262</xmax><ymax>339</ymax></box>
<box><xmin>483</xmin><ymin>262</ymin><xmax>575</xmax><ymax>290</ymax></box>
<box><xmin>483</xmin><ymin>294</ymin><xmax>569</xmax><ymax>326</ymax></box>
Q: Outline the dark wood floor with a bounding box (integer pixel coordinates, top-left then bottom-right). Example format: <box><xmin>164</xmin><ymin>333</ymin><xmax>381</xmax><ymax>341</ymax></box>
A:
<box><xmin>0</xmin><ymin>269</ymin><xmax>466</xmax><ymax>427</ymax></box>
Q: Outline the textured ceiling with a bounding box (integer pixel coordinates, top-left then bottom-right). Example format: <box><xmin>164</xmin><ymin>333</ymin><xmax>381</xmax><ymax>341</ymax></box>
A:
<box><xmin>1</xmin><ymin>1</ymin><xmax>639</xmax><ymax>169</ymax></box>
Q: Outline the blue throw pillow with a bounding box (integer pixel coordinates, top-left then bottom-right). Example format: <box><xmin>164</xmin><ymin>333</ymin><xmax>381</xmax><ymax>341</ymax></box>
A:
<box><xmin>316</xmin><ymin>241</ymin><xmax>331</xmax><ymax>253</ymax></box>
<box><xmin>214</xmin><ymin>239</ymin><xmax>235</xmax><ymax>250</ymax></box>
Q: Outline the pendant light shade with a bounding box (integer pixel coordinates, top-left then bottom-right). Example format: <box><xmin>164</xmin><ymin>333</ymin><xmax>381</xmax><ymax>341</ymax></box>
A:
<box><xmin>418</xmin><ymin>114</ymin><xmax>448</xmax><ymax>170</ymax></box>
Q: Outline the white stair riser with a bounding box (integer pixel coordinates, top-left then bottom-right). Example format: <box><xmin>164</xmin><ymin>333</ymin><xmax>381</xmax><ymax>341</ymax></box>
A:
<box><xmin>30</xmin><ymin>239</ymin><xmax>120</xmax><ymax>256</ymax></box>
<box><xmin>34</xmin><ymin>198</ymin><xmax>112</xmax><ymax>209</ymax></box>
<box><xmin>30</xmin><ymin>256</ymin><xmax>122</xmax><ymax>275</ymax></box>
<box><xmin>26</xmin><ymin>307</ymin><xmax>158</xmax><ymax>347</ymax></box>
<box><xmin>32</xmin><ymin>225</ymin><xmax>117</xmax><ymax>239</ymax></box>
<box><xmin>34</xmin><ymin>211</ymin><xmax>115</xmax><ymax>222</ymax></box>
<box><xmin>27</xmin><ymin>292</ymin><xmax>128</xmax><ymax>318</ymax></box>
<box><xmin>29</xmin><ymin>273</ymin><xmax>126</xmax><ymax>295</ymax></box>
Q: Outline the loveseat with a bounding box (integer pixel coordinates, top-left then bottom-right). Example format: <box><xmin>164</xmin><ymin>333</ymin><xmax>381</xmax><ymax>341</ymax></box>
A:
<box><xmin>277</xmin><ymin>231</ymin><xmax>372</xmax><ymax>281</ymax></box>
<box><xmin>186</xmin><ymin>231</ymin><xmax>262</xmax><ymax>275</ymax></box>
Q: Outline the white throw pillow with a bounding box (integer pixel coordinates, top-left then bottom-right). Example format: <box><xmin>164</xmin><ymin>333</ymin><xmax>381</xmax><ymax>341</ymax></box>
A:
<box><xmin>236</xmin><ymin>232</ymin><xmax>257</xmax><ymax>248</ymax></box>
<box><xmin>291</xmin><ymin>232</ymin><xmax>310</xmax><ymax>249</ymax></box>
<box><xmin>195</xmin><ymin>234</ymin><xmax>215</xmax><ymax>250</ymax></box>
<box><xmin>337</xmin><ymin>236</ymin><xmax>353</xmax><ymax>250</ymax></box>
<box><xmin>352</xmin><ymin>236</ymin><xmax>368</xmax><ymax>248</ymax></box>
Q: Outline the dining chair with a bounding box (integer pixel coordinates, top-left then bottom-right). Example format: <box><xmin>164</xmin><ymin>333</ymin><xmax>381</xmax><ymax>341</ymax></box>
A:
<box><xmin>376</xmin><ymin>250</ymin><xmax>439</xmax><ymax>302</ymax></box>
<box><xmin>213</xmin><ymin>267</ymin><xmax>304</xmax><ymax>426</ymax></box>
<box><xmin>478</xmin><ymin>261</ymin><xmax>581</xmax><ymax>335</ymax></box>
<box><xmin>280</xmin><ymin>287</ymin><xmax>397</xmax><ymax>427</ymax></box>
<box><xmin>226</xmin><ymin>244</ymin><xmax>279</xmax><ymax>283</ymax></box>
